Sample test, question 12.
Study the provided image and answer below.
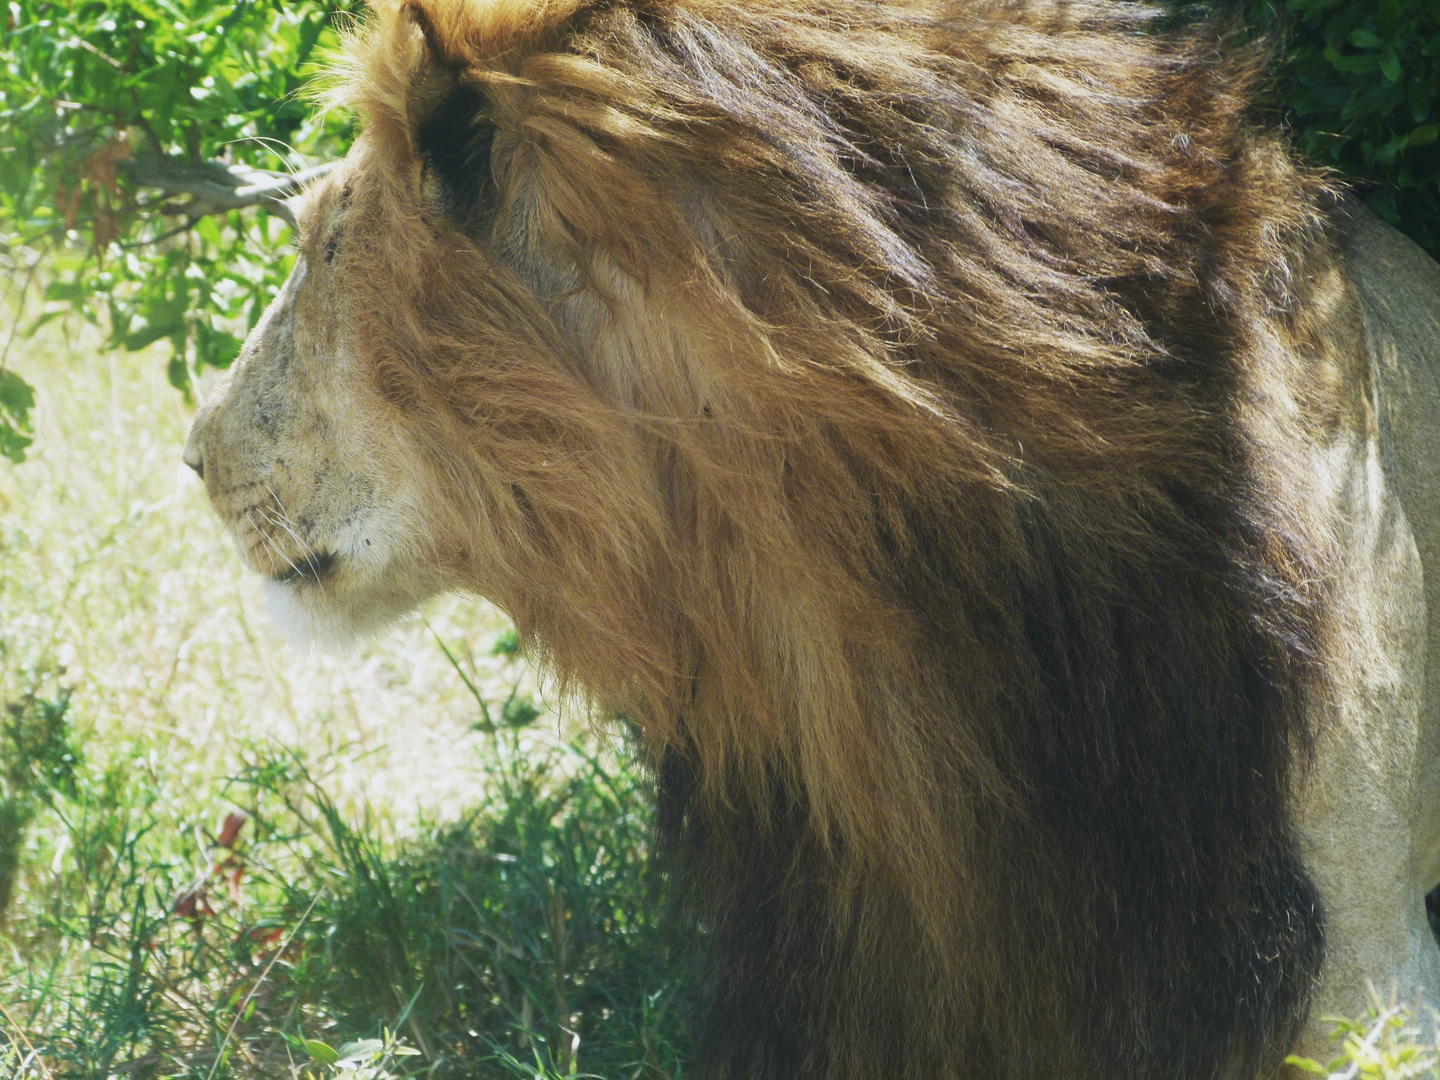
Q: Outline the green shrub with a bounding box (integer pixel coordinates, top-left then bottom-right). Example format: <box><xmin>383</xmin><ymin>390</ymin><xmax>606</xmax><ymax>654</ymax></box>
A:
<box><xmin>1287</xmin><ymin>992</ymin><xmax>1440</xmax><ymax>1078</ymax></box>
<box><xmin>0</xmin><ymin>711</ymin><xmax>691</xmax><ymax>1079</ymax></box>
<box><xmin>1241</xmin><ymin>0</ymin><xmax>1440</xmax><ymax>254</ymax></box>
<box><xmin>0</xmin><ymin>0</ymin><xmax>358</xmax><ymax>460</ymax></box>
<box><xmin>241</xmin><ymin>733</ymin><xmax>692</xmax><ymax>1079</ymax></box>
<box><xmin>0</xmin><ymin>684</ymin><xmax>80</xmax><ymax>918</ymax></box>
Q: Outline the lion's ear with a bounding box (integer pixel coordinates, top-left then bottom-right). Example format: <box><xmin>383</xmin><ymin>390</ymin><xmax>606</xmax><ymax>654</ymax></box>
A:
<box><xmin>403</xmin><ymin>3</ymin><xmax>497</xmax><ymax>229</ymax></box>
<box><xmin>414</xmin><ymin>80</ymin><xmax>496</xmax><ymax>224</ymax></box>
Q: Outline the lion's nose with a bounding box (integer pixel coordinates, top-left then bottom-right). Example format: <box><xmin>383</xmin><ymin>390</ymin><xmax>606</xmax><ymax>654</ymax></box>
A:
<box><xmin>182</xmin><ymin>439</ymin><xmax>205</xmax><ymax>480</ymax></box>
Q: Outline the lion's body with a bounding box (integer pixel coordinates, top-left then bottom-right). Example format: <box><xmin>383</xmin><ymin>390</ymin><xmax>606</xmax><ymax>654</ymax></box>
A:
<box><xmin>1300</xmin><ymin>207</ymin><xmax>1440</xmax><ymax>1041</ymax></box>
<box><xmin>183</xmin><ymin>1</ymin><xmax>1440</xmax><ymax>1075</ymax></box>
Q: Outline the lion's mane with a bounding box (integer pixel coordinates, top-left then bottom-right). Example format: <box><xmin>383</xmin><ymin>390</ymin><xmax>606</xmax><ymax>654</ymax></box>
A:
<box><xmin>336</xmin><ymin>1</ymin><xmax>1357</xmax><ymax>1075</ymax></box>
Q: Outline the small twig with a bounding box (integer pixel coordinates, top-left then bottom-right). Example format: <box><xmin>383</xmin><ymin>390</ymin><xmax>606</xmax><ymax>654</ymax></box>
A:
<box><xmin>69</xmin><ymin>35</ymin><xmax>124</xmax><ymax>69</ymax></box>
<box><xmin>124</xmin><ymin>157</ymin><xmax>336</xmax><ymax>227</ymax></box>
<box><xmin>117</xmin><ymin>215</ymin><xmax>200</xmax><ymax>250</ymax></box>
<box><xmin>0</xmin><ymin>251</ymin><xmax>44</xmax><ymax>377</ymax></box>
<box><xmin>204</xmin><ymin>887</ymin><xmax>325</xmax><ymax>1080</ymax></box>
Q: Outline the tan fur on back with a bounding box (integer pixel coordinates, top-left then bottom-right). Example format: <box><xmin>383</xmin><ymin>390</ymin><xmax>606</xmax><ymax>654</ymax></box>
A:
<box><xmin>184</xmin><ymin>2</ymin><xmax>1440</xmax><ymax>1076</ymax></box>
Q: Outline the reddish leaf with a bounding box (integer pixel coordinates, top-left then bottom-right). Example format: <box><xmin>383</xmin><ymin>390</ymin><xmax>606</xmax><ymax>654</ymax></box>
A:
<box><xmin>218</xmin><ymin>810</ymin><xmax>249</xmax><ymax>850</ymax></box>
<box><xmin>173</xmin><ymin>885</ymin><xmax>215</xmax><ymax>923</ymax></box>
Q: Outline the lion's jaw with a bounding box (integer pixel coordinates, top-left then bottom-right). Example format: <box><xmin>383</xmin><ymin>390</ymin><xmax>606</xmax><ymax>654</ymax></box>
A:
<box><xmin>183</xmin><ymin>211</ymin><xmax>442</xmax><ymax>648</ymax></box>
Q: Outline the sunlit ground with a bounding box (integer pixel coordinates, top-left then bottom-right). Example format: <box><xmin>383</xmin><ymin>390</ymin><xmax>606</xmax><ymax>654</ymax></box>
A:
<box><xmin>0</xmin><ymin>314</ymin><xmax>548</xmax><ymax>830</ymax></box>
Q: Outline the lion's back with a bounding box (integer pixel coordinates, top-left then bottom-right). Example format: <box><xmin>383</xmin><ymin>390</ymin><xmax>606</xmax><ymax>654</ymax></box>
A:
<box><xmin>1343</xmin><ymin>205</ymin><xmax>1440</xmax><ymax>575</ymax></box>
<box><xmin>1341</xmin><ymin>206</ymin><xmax>1440</xmax><ymax>874</ymax></box>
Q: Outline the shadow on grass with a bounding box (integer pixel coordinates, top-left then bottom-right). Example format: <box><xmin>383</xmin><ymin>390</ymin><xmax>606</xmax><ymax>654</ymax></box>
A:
<box><xmin>249</xmin><ymin>733</ymin><xmax>694</xmax><ymax>1080</ymax></box>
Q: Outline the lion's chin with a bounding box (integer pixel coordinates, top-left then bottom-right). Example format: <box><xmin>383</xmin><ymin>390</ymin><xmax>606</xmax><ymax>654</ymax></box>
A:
<box><xmin>260</xmin><ymin>566</ymin><xmax>433</xmax><ymax>652</ymax></box>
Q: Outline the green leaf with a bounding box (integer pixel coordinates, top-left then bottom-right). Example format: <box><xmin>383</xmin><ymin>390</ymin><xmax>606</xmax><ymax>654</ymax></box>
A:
<box><xmin>1368</xmin><ymin>187</ymin><xmax>1401</xmax><ymax>227</ymax></box>
<box><xmin>1380</xmin><ymin>48</ymin><xmax>1404</xmax><ymax>83</ymax></box>
<box><xmin>501</xmin><ymin>692</ymin><xmax>541</xmax><ymax>728</ymax></box>
<box><xmin>1377</xmin><ymin>131</ymin><xmax>1410</xmax><ymax>165</ymax></box>
<box><xmin>1409</xmin><ymin>123</ymin><xmax>1440</xmax><ymax>146</ymax></box>
<box><xmin>195</xmin><ymin>323</ymin><xmax>242</xmax><ymax>371</ymax></box>
<box><xmin>304</xmin><ymin>1040</ymin><xmax>340</xmax><ymax>1066</ymax></box>
<box><xmin>1408</xmin><ymin>69</ymin><xmax>1431</xmax><ymax>122</ymax></box>
<box><xmin>1347</xmin><ymin>29</ymin><xmax>1383</xmax><ymax>48</ymax></box>
<box><xmin>123</xmin><ymin>320</ymin><xmax>186</xmax><ymax>352</ymax></box>
<box><xmin>167</xmin><ymin>354</ymin><xmax>191</xmax><ymax>397</ymax></box>
<box><xmin>0</xmin><ymin>370</ymin><xmax>36</xmax><ymax>428</ymax></box>
<box><xmin>335</xmin><ymin>1039</ymin><xmax>384</xmax><ymax>1065</ymax></box>
<box><xmin>1341</xmin><ymin>78</ymin><xmax>1405</xmax><ymax>122</ymax></box>
<box><xmin>491</xmin><ymin>627</ymin><xmax>522</xmax><ymax>659</ymax></box>
<box><xmin>1283</xmin><ymin>1056</ymin><xmax>1330</xmax><ymax>1075</ymax></box>
<box><xmin>196</xmin><ymin>215</ymin><xmax>224</xmax><ymax>247</ymax></box>
<box><xmin>42</xmin><ymin>280</ymin><xmax>88</xmax><ymax>304</ymax></box>
<box><xmin>1325</xmin><ymin>44</ymin><xmax>1381</xmax><ymax>74</ymax></box>
<box><xmin>0</xmin><ymin>422</ymin><xmax>33</xmax><ymax>465</ymax></box>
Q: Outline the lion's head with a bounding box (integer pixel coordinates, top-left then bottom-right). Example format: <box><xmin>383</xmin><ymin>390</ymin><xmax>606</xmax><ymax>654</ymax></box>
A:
<box><xmin>185</xmin><ymin>0</ymin><xmax>1005</xmax><ymax>774</ymax></box>
<box><xmin>186</xmin><ymin>0</ymin><xmax>1323</xmax><ymax>757</ymax></box>
<box><xmin>183</xmin><ymin>3</ymin><xmax>680</xmax><ymax>661</ymax></box>
<box><xmin>185</xmin><ymin>2</ymin><xmax>1349</xmax><ymax>1074</ymax></box>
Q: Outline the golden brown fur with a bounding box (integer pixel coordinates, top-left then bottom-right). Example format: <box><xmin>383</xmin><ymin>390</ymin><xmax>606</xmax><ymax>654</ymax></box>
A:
<box><xmin>181</xmin><ymin>1</ymin><xmax>1436</xmax><ymax>1075</ymax></box>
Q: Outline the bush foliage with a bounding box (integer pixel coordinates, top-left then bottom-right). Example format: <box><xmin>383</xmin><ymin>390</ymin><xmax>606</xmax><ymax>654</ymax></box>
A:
<box><xmin>0</xmin><ymin>671</ymin><xmax>691</xmax><ymax>1079</ymax></box>
<box><xmin>1</xmin><ymin>0</ymin><xmax>357</xmax><ymax>460</ymax></box>
<box><xmin>1242</xmin><ymin>0</ymin><xmax>1440</xmax><ymax>253</ymax></box>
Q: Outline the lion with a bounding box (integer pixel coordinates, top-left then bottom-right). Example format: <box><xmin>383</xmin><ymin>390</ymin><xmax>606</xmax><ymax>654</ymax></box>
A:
<box><xmin>181</xmin><ymin>0</ymin><xmax>1440</xmax><ymax>1075</ymax></box>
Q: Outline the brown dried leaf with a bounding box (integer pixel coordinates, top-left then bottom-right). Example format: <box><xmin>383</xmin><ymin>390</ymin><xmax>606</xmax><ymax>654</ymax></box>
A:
<box><xmin>218</xmin><ymin>810</ymin><xmax>249</xmax><ymax>849</ymax></box>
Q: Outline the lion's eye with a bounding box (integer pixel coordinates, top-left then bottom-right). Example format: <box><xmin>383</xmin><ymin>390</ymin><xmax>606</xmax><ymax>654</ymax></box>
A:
<box><xmin>323</xmin><ymin>234</ymin><xmax>339</xmax><ymax>264</ymax></box>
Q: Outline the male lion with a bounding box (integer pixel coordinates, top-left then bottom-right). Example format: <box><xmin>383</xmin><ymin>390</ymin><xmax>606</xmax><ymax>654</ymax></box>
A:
<box><xmin>182</xmin><ymin>0</ymin><xmax>1440</xmax><ymax>1075</ymax></box>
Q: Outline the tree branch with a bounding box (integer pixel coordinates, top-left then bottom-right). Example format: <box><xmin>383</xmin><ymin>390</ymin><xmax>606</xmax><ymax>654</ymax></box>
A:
<box><xmin>124</xmin><ymin>155</ymin><xmax>337</xmax><ymax>227</ymax></box>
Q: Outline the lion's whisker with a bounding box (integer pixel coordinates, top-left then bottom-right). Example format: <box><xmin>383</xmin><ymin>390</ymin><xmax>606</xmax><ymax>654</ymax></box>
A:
<box><xmin>247</xmin><ymin>508</ymin><xmax>303</xmax><ymax>578</ymax></box>
<box><xmin>263</xmin><ymin>483</ymin><xmax>293</xmax><ymax>520</ymax></box>
<box><xmin>259</xmin><ymin>505</ymin><xmax>320</xmax><ymax>564</ymax></box>
<box><xmin>258</xmin><ymin>488</ymin><xmax>322</xmax><ymax>563</ymax></box>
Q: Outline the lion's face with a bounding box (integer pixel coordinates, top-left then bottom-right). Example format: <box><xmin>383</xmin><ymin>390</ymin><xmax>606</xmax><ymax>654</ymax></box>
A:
<box><xmin>184</xmin><ymin>88</ymin><xmax>671</xmax><ymax>672</ymax></box>
<box><xmin>183</xmin><ymin>161</ymin><xmax>446</xmax><ymax>644</ymax></box>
